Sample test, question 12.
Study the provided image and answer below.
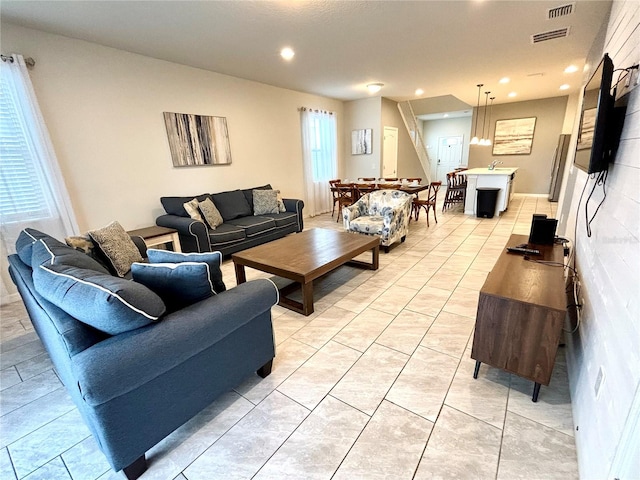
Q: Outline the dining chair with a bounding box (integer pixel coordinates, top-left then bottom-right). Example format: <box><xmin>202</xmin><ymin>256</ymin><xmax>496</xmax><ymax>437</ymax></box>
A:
<box><xmin>383</xmin><ymin>177</ymin><xmax>399</xmax><ymax>181</ymax></box>
<box><xmin>403</xmin><ymin>177</ymin><xmax>422</xmax><ymax>184</ymax></box>
<box><xmin>329</xmin><ymin>179</ymin><xmax>341</xmax><ymax>217</ymax></box>
<box><xmin>412</xmin><ymin>181</ymin><xmax>442</xmax><ymax>226</ymax></box>
<box><xmin>358</xmin><ymin>177</ymin><xmax>376</xmax><ymax>181</ymax></box>
<box><xmin>442</xmin><ymin>171</ymin><xmax>467</xmax><ymax>211</ymax></box>
<box><xmin>334</xmin><ymin>183</ymin><xmax>355</xmax><ymax>222</ymax></box>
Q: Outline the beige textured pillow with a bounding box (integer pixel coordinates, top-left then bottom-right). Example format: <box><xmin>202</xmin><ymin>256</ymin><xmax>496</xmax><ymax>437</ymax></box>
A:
<box><xmin>253</xmin><ymin>189</ymin><xmax>279</xmax><ymax>215</ymax></box>
<box><xmin>199</xmin><ymin>197</ymin><xmax>224</xmax><ymax>229</ymax></box>
<box><xmin>276</xmin><ymin>190</ymin><xmax>286</xmax><ymax>213</ymax></box>
<box><xmin>183</xmin><ymin>198</ymin><xmax>204</xmax><ymax>222</ymax></box>
<box><xmin>88</xmin><ymin>221</ymin><xmax>143</xmax><ymax>277</ymax></box>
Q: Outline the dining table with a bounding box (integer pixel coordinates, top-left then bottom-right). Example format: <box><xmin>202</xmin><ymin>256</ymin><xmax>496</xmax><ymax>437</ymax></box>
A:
<box><xmin>332</xmin><ymin>180</ymin><xmax>430</xmax><ymax>201</ymax></box>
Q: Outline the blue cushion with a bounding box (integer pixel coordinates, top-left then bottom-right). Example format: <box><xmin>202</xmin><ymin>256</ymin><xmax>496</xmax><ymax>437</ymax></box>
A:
<box><xmin>131</xmin><ymin>262</ymin><xmax>215</xmax><ymax>312</ymax></box>
<box><xmin>146</xmin><ymin>249</ymin><xmax>226</xmax><ymax>293</ymax></box>
<box><xmin>33</xmin><ymin>263</ymin><xmax>166</xmax><ymax>335</ymax></box>
<box><xmin>211</xmin><ymin>190</ymin><xmax>252</xmax><ymax>221</ymax></box>
<box><xmin>16</xmin><ymin>229</ymin><xmax>65</xmax><ymax>265</ymax></box>
<box><xmin>31</xmin><ymin>238</ymin><xmax>110</xmax><ymax>274</ymax></box>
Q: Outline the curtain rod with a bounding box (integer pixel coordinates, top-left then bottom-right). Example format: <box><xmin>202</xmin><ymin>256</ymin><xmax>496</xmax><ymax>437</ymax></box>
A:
<box><xmin>298</xmin><ymin>107</ymin><xmax>334</xmax><ymax>115</ymax></box>
<box><xmin>1</xmin><ymin>54</ymin><xmax>36</xmax><ymax>68</ymax></box>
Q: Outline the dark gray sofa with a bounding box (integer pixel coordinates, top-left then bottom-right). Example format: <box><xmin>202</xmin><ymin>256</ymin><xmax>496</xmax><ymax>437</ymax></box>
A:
<box><xmin>156</xmin><ymin>185</ymin><xmax>304</xmax><ymax>256</ymax></box>
<box><xmin>7</xmin><ymin>228</ymin><xmax>278</xmax><ymax>479</ymax></box>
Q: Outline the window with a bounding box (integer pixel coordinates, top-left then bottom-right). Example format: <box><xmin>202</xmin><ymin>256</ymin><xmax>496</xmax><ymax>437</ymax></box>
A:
<box><xmin>0</xmin><ymin>74</ymin><xmax>51</xmax><ymax>223</ymax></box>
<box><xmin>300</xmin><ymin>108</ymin><xmax>337</xmax><ymax>216</ymax></box>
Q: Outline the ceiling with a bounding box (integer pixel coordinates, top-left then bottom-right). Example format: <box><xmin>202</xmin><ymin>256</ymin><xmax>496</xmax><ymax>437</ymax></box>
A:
<box><xmin>1</xmin><ymin>1</ymin><xmax>612</xmax><ymax>113</ymax></box>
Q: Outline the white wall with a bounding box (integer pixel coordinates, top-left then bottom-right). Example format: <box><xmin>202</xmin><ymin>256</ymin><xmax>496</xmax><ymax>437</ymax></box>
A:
<box><xmin>467</xmin><ymin>96</ymin><xmax>569</xmax><ymax>194</ymax></box>
<box><xmin>343</xmin><ymin>97</ymin><xmax>381</xmax><ymax>180</ymax></box>
<box><xmin>557</xmin><ymin>1</ymin><xmax>640</xmax><ymax>477</ymax></box>
<box><xmin>0</xmin><ymin>23</ymin><xmax>344</xmax><ymax>232</ymax></box>
<box><xmin>422</xmin><ymin>116</ymin><xmax>472</xmax><ymax>179</ymax></box>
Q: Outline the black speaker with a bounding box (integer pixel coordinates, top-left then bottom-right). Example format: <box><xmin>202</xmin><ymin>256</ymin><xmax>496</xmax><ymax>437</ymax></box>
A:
<box><xmin>529</xmin><ymin>215</ymin><xmax>557</xmax><ymax>245</ymax></box>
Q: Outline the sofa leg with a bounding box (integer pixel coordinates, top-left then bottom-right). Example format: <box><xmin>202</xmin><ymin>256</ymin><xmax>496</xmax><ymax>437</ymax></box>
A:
<box><xmin>401</xmin><ymin>235</ymin><xmax>406</xmax><ymax>243</ymax></box>
<box><xmin>257</xmin><ymin>359</ymin><xmax>273</xmax><ymax>378</ymax></box>
<box><xmin>123</xmin><ymin>454</ymin><xmax>147</xmax><ymax>480</ymax></box>
<box><xmin>384</xmin><ymin>246</ymin><xmax>390</xmax><ymax>253</ymax></box>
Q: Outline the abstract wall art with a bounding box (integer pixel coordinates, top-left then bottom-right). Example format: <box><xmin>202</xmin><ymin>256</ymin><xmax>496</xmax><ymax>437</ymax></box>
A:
<box><xmin>163</xmin><ymin>112</ymin><xmax>232</xmax><ymax>167</ymax></box>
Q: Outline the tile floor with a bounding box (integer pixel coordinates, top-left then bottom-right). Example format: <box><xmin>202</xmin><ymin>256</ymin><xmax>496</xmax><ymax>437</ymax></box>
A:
<box><xmin>0</xmin><ymin>194</ymin><xmax>578</xmax><ymax>479</ymax></box>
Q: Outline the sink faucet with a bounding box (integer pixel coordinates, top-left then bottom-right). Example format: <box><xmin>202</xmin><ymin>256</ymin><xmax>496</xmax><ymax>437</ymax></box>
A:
<box><xmin>488</xmin><ymin>160</ymin><xmax>503</xmax><ymax>170</ymax></box>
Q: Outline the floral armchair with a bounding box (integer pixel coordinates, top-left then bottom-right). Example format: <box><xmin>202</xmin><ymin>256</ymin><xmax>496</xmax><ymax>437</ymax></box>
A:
<box><xmin>343</xmin><ymin>190</ymin><xmax>413</xmax><ymax>252</ymax></box>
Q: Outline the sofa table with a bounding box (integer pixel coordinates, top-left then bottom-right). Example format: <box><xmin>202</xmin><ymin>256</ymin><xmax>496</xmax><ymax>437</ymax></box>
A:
<box><xmin>127</xmin><ymin>226</ymin><xmax>182</xmax><ymax>252</ymax></box>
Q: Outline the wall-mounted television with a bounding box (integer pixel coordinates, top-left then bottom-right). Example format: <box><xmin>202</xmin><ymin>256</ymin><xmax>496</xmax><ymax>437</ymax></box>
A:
<box><xmin>574</xmin><ymin>53</ymin><xmax>614</xmax><ymax>174</ymax></box>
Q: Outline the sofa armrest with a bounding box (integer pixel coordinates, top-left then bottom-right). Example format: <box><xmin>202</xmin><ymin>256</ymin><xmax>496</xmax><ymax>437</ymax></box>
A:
<box><xmin>129</xmin><ymin>235</ymin><xmax>148</xmax><ymax>259</ymax></box>
<box><xmin>283</xmin><ymin>198</ymin><xmax>304</xmax><ymax>232</ymax></box>
<box><xmin>156</xmin><ymin>214</ymin><xmax>210</xmax><ymax>253</ymax></box>
<box><xmin>342</xmin><ymin>203</ymin><xmax>362</xmax><ymax>229</ymax></box>
<box><xmin>72</xmin><ymin>279</ymin><xmax>278</xmax><ymax>406</ymax></box>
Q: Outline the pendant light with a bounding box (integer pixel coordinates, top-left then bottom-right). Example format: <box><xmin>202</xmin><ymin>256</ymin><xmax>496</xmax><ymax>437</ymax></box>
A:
<box><xmin>470</xmin><ymin>84</ymin><xmax>483</xmax><ymax>145</ymax></box>
<box><xmin>479</xmin><ymin>91</ymin><xmax>490</xmax><ymax>146</ymax></box>
<box><xmin>485</xmin><ymin>97</ymin><xmax>495</xmax><ymax>147</ymax></box>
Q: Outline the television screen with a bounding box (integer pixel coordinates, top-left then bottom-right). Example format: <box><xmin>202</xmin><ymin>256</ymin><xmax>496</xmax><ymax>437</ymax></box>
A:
<box><xmin>575</xmin><ymin>54</ymin><xmax>614</xmax><ymax>174</ymax></box>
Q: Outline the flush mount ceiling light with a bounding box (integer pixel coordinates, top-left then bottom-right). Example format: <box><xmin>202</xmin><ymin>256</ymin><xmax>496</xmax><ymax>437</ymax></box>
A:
<box><xmin>280</xmin><ymin>47</ymin><xmax>295</xmax><ymax>61</ymax></box>
<box><xmin>560</xmin><ymin>84</ymin><xmax>570</xmax><ymax>90</ymax></box>
<box><xmin>564</xmin><ymin>65</ymin><xmax>579</xmax><ymax>73</ymax></box>
<box><xmin>470</xmin><ymin>83</ymin><xmax>483</xmax><ymax>145</ymax></box>
<box><xmin>367</xmin><ymin>83</ymin><xmax>384</xmax><ymax>94</ymax></box>
<box><xmin>499</xmin><ymin>77</ymin><xmax>510</xmax><ymax>84</ymax></box>
<box><xmin>508</xmin><ymin>92</ymin><xmax>517</xmax><ymax>97</ymax></box>
<box><xmin>415</xmin><ymin>88</ymin><xmax>424</xmax><ymax>96</ymax></box>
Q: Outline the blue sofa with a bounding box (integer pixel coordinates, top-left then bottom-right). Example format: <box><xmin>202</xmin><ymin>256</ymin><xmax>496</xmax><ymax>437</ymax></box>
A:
<box><xmin>156</xmin><ymin>185</ymin><xmax>304</xmax><ymax>256</ymax></box>
<box><xmin>7</xmin><ymin>228</ymin><xmax>278</xmax><ymax>479</ymax></box>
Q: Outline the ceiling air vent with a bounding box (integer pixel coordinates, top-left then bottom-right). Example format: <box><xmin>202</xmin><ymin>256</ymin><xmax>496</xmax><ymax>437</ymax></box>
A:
<box><xmin>548</xmin><ymin>3</ymin><xmax>574</xmax><ymax>19</ymax></box>
<box><xmin>531</xmin><ymin>27</ymin><xmax>570</xmax><ymax>44</ymax></box>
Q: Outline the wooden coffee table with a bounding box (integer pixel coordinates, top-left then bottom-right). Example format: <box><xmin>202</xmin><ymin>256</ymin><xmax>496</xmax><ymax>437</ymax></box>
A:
<box><xmin>232</xmin><ymin>228</ymin><xmax>379</xmax><ymax>316</ymax></box>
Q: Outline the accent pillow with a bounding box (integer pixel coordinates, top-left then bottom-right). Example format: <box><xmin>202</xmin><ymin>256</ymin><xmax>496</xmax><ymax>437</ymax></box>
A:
<box><xmin>146</xmin><ymin>248</ymin><xmax>226</xmax><ymax>293</ymax></box>
<box><xmin>276</xmin><ymin>190</ymin><xmax>287</xmax><ymax>213</ymax></box>
<box><xmin>211</xmin><ymin>190</ymin><xmax>252</xmax><ymax>221</ymax></box>
<box><xmin>88</xmin><ymin>221</ymin><xmax>143</xmax><ymax>277</ymax></box>
<box><xmin>253</xmin><ymin>189</ymin><xmax>279</xmax><ymax>215</ymax></box>
<box><xmin>31</xmin><ymin>237</ymin><xmax>110</xmax><ymax>274</ymax></box>
<box><xmin>65</xmin><ymin>234</ymin><xmax>112</xmax><ymax>272</ymax></box>
<box><xmin>198</xmin><ymin>197</ymin><xmax>224</xmax><ymax>229</ymax></box>
<box><xmin>131</xmin><ymin>262</ymin><xmax>215</xmax><ymax>312</ymax></box>
<box><xmin>183</xmin><ymin>198</ymin><xmax>205</xmax><ymax>223</ymax></box>
<box><xmin>33</xmin><ymin>263</ymin><xmax>166</xmax><ymax>335</ymax></box>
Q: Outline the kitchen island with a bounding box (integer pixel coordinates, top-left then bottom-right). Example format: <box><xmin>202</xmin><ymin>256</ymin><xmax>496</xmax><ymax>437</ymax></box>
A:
<box><xmin>463</xmin><ymin>167</ymin><xmax>518</xmax><ymax>217</ymax></box>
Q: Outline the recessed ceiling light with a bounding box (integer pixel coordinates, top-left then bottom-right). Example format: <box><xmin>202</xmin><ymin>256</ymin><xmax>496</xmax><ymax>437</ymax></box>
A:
<box><xmin>280</xmin><ymin>47</ymin><xmax>295</xmax><ymax>61</ymax></box>
<box><xmin>560</xmin><ymin>84</ymin><xmax>570</xmax><ymax>90</ymax></box>
<box><xmin>415</xmin><ymin>88</ymin><xmax>424</xmax><ymax>96</ymax></box>
<box><xmin>508</xmin><ymin>92</ymin><xmax>517</xmax><ymax>97</ymax></box>
<box><xmin>564</xmin><ymin>65</ymin><xmax>579</xmax><ymax>73</ymax></box>
<box><xmin>367</xmin><ymin>83</ymin><xmax>384</xmax><ymax>94</ymax></box>
<box><xmin>499</xmin><ymin>77</ymin><xmax>510</xmax><ymax>84</ymax></box>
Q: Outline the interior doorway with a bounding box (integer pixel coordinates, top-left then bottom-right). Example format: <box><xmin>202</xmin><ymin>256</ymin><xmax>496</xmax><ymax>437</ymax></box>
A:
<box><xmin>382</xmin><ymin>126</ymin><xmax>398</xmax><ymax>178</ymax></box>
<box><xmin>435</xmin><ymin>135</ymin><xmax>463</xmax><ymax>182</ymax></box>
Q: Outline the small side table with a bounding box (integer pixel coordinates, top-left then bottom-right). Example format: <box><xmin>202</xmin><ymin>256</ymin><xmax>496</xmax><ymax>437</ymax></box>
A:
<box><xmin>127</xmin><ymin>226</ymin><xmax>182</xmax><ymax>252</ymax></box>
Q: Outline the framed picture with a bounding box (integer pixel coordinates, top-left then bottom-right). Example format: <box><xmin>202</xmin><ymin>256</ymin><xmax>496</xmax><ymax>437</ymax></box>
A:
<box><xmin>351</xmin><ymin>128</ymin><xmax>372</xmax><ymax>155</ymax></box>
<box><xmin>492</xmin><ymin>117</ymin><xmax>537</xmax><ymax>155</ymax></box>
<box><xmin>576</xmin><ymin>108</ymin><xmax>596</xmax><ymax>151</ymax></box>
<box><xmin>163</xmin><ymin>112</ymin><xmax>232</xmax><ymax>167</ymax></box>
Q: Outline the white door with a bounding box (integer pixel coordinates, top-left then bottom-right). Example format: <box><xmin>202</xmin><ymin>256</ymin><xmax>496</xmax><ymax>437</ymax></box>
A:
<box><xmin>436</xmin><ymin>135</ymin><xmax>464</xmax><ymax>182</ymax></box>
<box><xmin>382</xmin><ymin>126</ymin><xmax>398</xmax><ymax>178</ymax></box>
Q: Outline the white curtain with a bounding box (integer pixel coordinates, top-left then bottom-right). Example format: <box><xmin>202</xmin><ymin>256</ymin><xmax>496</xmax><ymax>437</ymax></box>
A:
<box><xmin>0</xmin><ymin>54</ymin><xmax>79</xmax><ymax>254</ymax></box>
<box><xmin>300</xmin><ymin>108</ymin><xmax>337</xmax><ymax>217</ymax></box>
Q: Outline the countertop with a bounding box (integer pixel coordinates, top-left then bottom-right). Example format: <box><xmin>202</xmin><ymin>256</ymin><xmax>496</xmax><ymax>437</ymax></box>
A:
<box><xmin>463</xmin><ymin>167</ymin><xmax>519</xmax><ymax>175</ymax></box>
